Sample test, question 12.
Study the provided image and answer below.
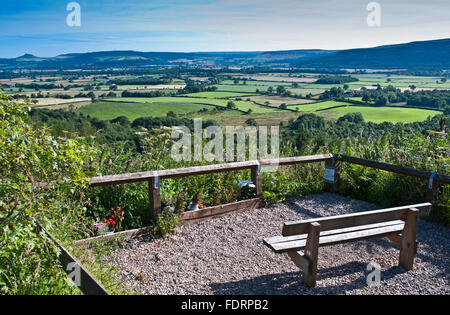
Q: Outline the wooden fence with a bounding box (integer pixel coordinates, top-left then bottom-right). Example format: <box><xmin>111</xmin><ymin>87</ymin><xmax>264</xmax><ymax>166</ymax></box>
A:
<box><xmin>90</xmin><ymin>154</ymin><xmax>333</xmax><ymax>223</ymax></box>
<box><xmin>57</xmin><ymin>153</ymin><xmax>449</xmax><ymax>294</ymax></box>
<box><xmin>89</xmin><ymin>153</ymin><xmax>449</xmax><ymax>223</ymax></box>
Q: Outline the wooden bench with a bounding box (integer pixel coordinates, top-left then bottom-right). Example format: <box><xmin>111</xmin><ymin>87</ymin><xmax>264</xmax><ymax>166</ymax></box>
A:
<box><xmin>263</xmin><ymin>203</ymin><xmax>432</xmax><ymax>287</ymax></box>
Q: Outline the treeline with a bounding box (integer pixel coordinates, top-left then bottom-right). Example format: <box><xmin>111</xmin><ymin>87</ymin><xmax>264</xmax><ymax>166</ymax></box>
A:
<box><xmin>120</xmin><ymin>80</ymin><xmax>219</xmax><ymax>98</ymax></box>
<box><xmin>108</xmin><ymin>76</ymin><xmax>171</xmax><ymax>86</ymax></box>
<box><xmin>360</xmin><ymin>86</ymin><xmax>450</xmax><ymax>109</ymax></box>
<box><xmin>315</xmin><ymin>75</ymin><xmax>359</xmax><ymax>84</ymax></box>
<box><xmin>28</xmin><ymin>108</ymin><xmax>219</xmax><ymax>152</ymax></box>
<box><xmin>8</xmin><ymin>83</ymin><xmax>61</xmax><ymax>90</ymax></box>
<box><xmin>121</xmin><ymin>90</ymin><xmax>168</xmax><ymax>98</ymax></box>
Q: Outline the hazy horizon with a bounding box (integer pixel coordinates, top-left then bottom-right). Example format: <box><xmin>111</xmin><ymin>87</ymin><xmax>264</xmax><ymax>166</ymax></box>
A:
<box><xmin>1</xmin><ymin>0</ymin><xmax>450</xmax><ymax>58</ymax></box>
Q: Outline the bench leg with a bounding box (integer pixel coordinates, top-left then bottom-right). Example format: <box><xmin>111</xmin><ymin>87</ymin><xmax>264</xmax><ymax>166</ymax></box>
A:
<box><xmin>399</xmin><ymin>208</ymin><xmax>419</xmax><ymax>271</ymax></box>
<box><xmin>303</xmin><ymin>222</ymin><xmax>320</xmax><ymax>287</ymax></box>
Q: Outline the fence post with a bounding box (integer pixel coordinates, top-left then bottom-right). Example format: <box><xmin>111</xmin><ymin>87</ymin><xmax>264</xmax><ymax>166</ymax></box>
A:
<box><xmin>149</xmin><ymin>173</ymin><xmax>161</xmax><ymax>221</ymax></box>
<box><xmin>325</xmin><ymin>154</ymin><xmax>339</xmax><ymax>193</ymax></box>
<box><xmin>426</xmin><ymin>173</ymin><xmax>437</xmax><ymax>204</ymax></box>
<box><xmin>251</xmin><ymin>163</ymin><xmax>262</xmax><ymax>197</ymax></box>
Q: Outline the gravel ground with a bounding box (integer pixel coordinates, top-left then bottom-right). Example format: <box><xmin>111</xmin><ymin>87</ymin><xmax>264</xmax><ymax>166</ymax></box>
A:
<box><xmin>106</xmin><ymin>193</ymin><xmax>449</xmax><ymax>295</ymax></box>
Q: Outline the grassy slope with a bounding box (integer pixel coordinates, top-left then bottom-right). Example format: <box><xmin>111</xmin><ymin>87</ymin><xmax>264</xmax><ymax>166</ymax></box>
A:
<box><xmin>78</xmin><ymin>101</ymin><xmax>212</xmax><ymax>121</ymax></box>
<box><xmin>322</xmin><ymin>106</ymin><xmax>442</xmax><ymax>123</ymax></box>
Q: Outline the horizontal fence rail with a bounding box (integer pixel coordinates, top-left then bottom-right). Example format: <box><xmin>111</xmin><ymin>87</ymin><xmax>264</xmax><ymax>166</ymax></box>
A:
<box><xmin>90</xmin><ymin>154</ymin><xmax>333</xmax><ymax>187</ymax></box>
<box><xmin>89</xmin><ymin>153</ymin><xmax>449</xmax><ymax>221</ymax></box>
<box><xmin>339</xmin><ymin>155</ymin><xmax>450</xmax><ymax>185</ymax></box>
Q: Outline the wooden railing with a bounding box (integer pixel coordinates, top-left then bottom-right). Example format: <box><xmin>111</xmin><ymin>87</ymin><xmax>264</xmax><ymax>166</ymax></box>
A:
<box><xmin>89</xmin><ymin>153</ymin><xmax>449</xmax><ymax>222</ymax></box>
<box><xmin>337</xmin><ymin>155</ymin><xmax>450</xmax><ymax>203</ymax></box>
<box><xmin>90</xmin><ymin>154</ymin><xmax>333</xmax><ymax>221</ymax></box>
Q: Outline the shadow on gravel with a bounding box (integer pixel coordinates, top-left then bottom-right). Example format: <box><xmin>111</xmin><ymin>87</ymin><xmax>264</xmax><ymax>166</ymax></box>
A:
<box><xmin>281</xmin><ymin>194</ymin><xmax>378</xmax><ymax>220</ymax></box>
<box><xmin>209</xmin><ymin>261</ymin><xmax>408</xmax><ymax>295</ymax></box>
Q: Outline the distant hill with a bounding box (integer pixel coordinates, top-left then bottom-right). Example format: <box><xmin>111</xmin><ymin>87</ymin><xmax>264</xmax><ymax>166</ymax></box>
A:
<box><xmin>298</xmin><ymin>38</ymin><xmax>450</xmax><ymax>70</ymax></box>
<box><xmin>0</xmin><ymin>49</ymin><xmax>336</xmax><ymax>69</ymax></box>
<box><xmin>0</xmin><ymin>38</ymin><xmax>449</xmax><ymax>70</ymax></box>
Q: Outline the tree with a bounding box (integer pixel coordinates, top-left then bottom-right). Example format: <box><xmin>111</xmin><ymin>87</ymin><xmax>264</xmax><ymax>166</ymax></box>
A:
<box><xmin>246</xmin><ymin>118</ymin><xmax>257</xmax><ymax>126</ymax></box>
<box><xmin>276</xmin><ymin>86</ymin><xmax>286</xmax><ymax>95</ymax></box>
<box><xmin>337</xmin><ymin>112</ymin><xmax>364</xmax><ymax>124</ymax></box>
<box><xmin>375</xmin><ymin>95</ymin><xmax>388</xmax><ymax>106</ymax></box>
<box><xmin>362</xmin><ymin>94</ymin><xmax>371</xmax><ymax>103</ymax></box>
<box><xmin>226</xmin><ymin>101</ymin><xmax>236</xmax><ymax>110</ymax></box>
<box><xmin>166</xmin><ymin>111</ymin><xmax>177</xmax><ymax>118</ymax></box>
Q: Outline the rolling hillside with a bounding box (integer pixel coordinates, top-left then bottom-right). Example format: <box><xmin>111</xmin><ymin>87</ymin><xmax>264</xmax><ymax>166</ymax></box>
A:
<box><xmin>0</xmin><ymin>38</ymin><xmax>449</xmax><ymax>70</ymax></box>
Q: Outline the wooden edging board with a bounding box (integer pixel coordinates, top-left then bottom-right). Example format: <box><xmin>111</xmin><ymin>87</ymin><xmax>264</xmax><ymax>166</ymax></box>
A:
<box><xmin>37</xmin><ymin>222</ymin><xmax>109</xmax><ymax>295</ymax></box>
<box><xmin>181</xmin><ymin>197</ymin><xmax>264</xmax><ymax>225</ymax></box>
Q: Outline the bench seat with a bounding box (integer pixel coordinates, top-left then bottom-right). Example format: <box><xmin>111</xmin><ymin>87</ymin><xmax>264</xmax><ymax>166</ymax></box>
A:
<box><xmin>263</xmin><ymin>203</ymin><xmax>432</xmax><ymax>288</ymax></box>
<box><xmin>264</xmin><ymin>220</ymin><xmax>405</xmax><ymax>253</ymax></box>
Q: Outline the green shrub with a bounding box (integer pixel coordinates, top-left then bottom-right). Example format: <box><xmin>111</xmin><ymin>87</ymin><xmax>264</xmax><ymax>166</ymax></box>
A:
<box><xmin>156</xmin><ymin>210</ymin><xmax>180</xmax><ymax>238</ymax></box>
<box><xmin>0</xmin><ymin>93</ymin><xmax>95</xmax><ymax>294</ymax></box>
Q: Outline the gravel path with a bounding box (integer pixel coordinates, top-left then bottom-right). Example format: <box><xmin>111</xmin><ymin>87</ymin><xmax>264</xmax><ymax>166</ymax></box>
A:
<box><xmin>106</xmin><ymin>193</ymin><xmax>449</xmax><ymax>295</ymax></box>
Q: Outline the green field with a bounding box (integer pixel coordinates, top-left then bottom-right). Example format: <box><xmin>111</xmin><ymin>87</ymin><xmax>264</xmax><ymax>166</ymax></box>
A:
<box><xmin>78</xmin><ymin>101</ymin><xmax>213</xmax><ymax>121</ymax></box>
<box><xmin>322</xmin><ymin>106</ymin><xmax>442</xmax><ymax>123</ymax></box>
<box><xmin>287</xmin><ymin>100</ymin><xmax>350</xmax><ymax>111</ymax></box>
<box><xmin>105</xmin><ymin>97</ymin><xmax>279</xmax><ymax>113</ymax></box>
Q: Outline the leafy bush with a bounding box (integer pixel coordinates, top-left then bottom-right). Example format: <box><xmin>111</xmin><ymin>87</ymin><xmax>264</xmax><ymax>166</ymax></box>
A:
<box><xmin>0</xmin><ymin>93</ymin><xmax>95</xmax><ymax>294</ymax></box>
<box><xmin>156</xmin><ymin>210</ymin><xmax>180</xmax><ymax>238</ymax></box>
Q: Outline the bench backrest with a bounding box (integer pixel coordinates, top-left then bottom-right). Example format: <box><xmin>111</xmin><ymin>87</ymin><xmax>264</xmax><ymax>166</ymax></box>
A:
<box><xmin>282</xmin><ymin>203</ymin><xmax>431</xmax><ymax>237</ymax></box>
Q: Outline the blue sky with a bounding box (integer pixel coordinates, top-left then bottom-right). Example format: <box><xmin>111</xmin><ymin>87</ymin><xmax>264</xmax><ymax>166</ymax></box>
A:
<box><xmin>0</xmin><ymin>0</ymin><xmax>449</xmax><ymax>57</ymax></box>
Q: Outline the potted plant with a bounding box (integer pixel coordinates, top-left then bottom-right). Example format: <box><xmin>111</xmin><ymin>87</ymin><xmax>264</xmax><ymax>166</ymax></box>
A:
<box><xmin>94</xmin><ymin>206</ymin><xmax>125</xmax><ymax>236</ymax></box>
<box><xmin>94</xmin><ymin>218</ymin><xmax>115</xmax><ymax>235</ymax></box>
<box><xmin>188</xmin><ymin>187</ymin><xmax>204</xmax><ymax>211</ymax></box>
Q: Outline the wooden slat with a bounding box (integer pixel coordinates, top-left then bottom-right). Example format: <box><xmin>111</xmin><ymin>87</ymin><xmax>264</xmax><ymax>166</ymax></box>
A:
<box><xmin>282</xmin><ymin>203</ymin><xmax>431</xmax><ymax>236</ymax></box>
<box><xmin>90</xmin><ymin>154</ymin><xmax>332</xmax><ymax>187</ymax></box>
<box><xmin>339</xmin><ymin>155</ymin><xmax>450</xmax><ymax>184</ymax></box>
<box><xmin>75</xmin><ymin>227</ymin><xmax>153</xmax><ymax>249</ymax></box>
<box><xmin>303</xmin><ymin>222</ymin><xmax>320</xmax><ymax>287</ymax></box>
<box><xmin>271</xmin><ymin>223</ymin><xmax>405</xmax><ymax>253</ymax></box>
<box><xmin>37</xmin><ymin>223</ymin><xmax>109</xmax><ymax>295</ymax></box>
<box><xmin>399</xmin><ymin>208</ymin><xmax>419</xmax><ymax>270</ymax></box>
<box><xmin>264</xmin><ymin>220</ymin><xmax>404</xmax><ymax>247</ymax></box>
<box><xmin>181</xmin><ymin>198</ymin><xmax>263</xmax><ymax>224</ymax></box>
<box><xmin>251</xmin><ymin>165</ymin><xmax>262</xmax><ymax>197</ymax></box>
<box><xmin>149</xmin><ymin>178</ymin><xmax>161</xmax><ymax>221</ymax></box>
